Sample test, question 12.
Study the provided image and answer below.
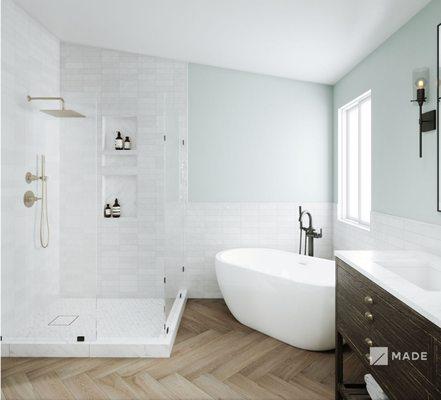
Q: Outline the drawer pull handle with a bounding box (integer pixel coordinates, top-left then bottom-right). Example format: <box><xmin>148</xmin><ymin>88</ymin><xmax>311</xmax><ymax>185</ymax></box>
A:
<box><xmin>365</xmin><ymin>338</ymin><xmax>373</xmax><ymax>347</ymax></box>
<box><xmin>365</xmin><ymin>353</ymin><xmax>372</xmax><ymax>362</ymax></box>
<box><xmin>364</xmin><ymin>296</ymin><xmax>373</xmax><ymax>304</ymax></box>
<box><xmin>364</xmin><ymin>311</ymin><xmax>374</xmax><ymax>321</ymax></box>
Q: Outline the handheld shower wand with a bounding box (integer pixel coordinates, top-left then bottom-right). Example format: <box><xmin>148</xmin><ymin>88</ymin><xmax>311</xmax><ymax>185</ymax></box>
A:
<box><xmin>40</xmin><ymin>155</ymin><xmax>49</xmax><ymax>248</ymax></box>
<box><xmin>298</xmin><ymin>206</ymin><xmax>304</xmax><ymax>254</ymax></box>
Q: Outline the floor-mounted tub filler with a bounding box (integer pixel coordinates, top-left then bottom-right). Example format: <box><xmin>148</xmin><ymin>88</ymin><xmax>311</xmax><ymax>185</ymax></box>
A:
<box><xmin>215</xmin><ymin>248</ymin><xmax>335</xmax><ymax>351</ymax></box>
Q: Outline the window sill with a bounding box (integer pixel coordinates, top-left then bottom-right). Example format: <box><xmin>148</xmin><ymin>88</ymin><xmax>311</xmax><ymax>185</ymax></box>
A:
<box><xmin>337</xmin><ymin>217</ymin><xmax>371</xmax><ymax>232</ymax></box>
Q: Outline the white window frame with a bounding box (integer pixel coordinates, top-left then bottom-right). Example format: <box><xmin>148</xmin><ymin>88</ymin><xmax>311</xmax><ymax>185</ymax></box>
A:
<box><xmin>338</xmin><ymin>90</ymin><xmax>371</xmax><ymax>230</ymax></box>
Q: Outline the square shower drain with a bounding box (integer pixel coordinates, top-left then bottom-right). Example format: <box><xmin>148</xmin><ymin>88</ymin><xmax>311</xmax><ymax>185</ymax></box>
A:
<box><xmin>48</xmin><ymin>315</ymin><xmax>79</xmax><ymax>326</ymax></box>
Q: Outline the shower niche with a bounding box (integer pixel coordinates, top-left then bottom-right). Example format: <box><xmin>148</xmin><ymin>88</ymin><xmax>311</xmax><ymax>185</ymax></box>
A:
<box><xmin>102</xmin><ymin>116</ymin><xmax>137</xmax><ymax>153</ymax></box>
<box><xmin>102</xmin><ymin>175</ymin><xmax>137</xmax><ymax>218</ymax></box>
<box><xmin>101</xmin><ymin>116</ymin><xmax>138</xmax><ymax>219</ymax></box>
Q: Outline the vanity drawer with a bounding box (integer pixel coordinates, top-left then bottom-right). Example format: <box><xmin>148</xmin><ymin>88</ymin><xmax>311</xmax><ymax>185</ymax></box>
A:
<box><xmin>336</xmin><ymin>265</ymin><xmax>377</xmax><ymax>321</ymax></box>
<box><xmin>337</xmin><ymin>296</ymin><xmax>373</xmax><ymax>357</ymax></box>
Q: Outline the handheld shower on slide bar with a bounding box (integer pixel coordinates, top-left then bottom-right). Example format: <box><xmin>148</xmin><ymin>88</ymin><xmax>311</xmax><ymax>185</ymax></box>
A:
<box><xmin>23</xmin><ymin>155</ymin><xmax>49</xmax><ymax>248</ymax></box>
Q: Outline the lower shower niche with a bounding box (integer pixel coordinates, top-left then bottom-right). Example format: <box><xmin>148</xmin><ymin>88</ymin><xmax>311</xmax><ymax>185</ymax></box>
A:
<box><xmin>102</xmin><ymin>174</ymin><xmax>137</xmax><ymax>218</ymax></box>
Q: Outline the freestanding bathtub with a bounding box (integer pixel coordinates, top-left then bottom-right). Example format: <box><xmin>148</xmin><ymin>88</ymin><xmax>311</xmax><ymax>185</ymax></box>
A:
<box><xmin>215</xmin><ymin>248</ymin><xmax>335</xmax><ymax>351</ymax></box>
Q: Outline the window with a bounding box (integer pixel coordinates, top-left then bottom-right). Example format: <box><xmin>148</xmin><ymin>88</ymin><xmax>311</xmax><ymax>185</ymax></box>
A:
<box><xmin>338</xmin><ymin>90</ymin><xmax>371</xmax><ymax>229</ymax></box>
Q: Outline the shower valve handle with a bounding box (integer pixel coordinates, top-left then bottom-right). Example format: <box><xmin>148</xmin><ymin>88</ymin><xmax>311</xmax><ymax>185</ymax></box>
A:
<box><xmin>23</xmin><ymin>191</ymin><xmax>42</xmax><ymax>208</ymax></box>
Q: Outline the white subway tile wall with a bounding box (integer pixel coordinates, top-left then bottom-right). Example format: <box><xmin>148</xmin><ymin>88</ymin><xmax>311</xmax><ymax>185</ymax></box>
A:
<box><xmin>184</xmin><ymin>202</ymin><xmax>334</xmax><ymax>298</ymax></box>
<box><xmin>334</xmin><ymin>209</ymin><xmax>441</xmax><ymax>257</ymax></box>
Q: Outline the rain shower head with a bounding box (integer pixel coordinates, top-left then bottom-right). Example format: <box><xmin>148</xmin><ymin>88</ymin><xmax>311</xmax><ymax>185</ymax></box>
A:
<box><xmin>40</xmin><ymin>109</ymin><xmax>85</xmax><ymax>118</ymax></box>
<box><xmin>27</xmin><ymin>96</ymin><xmax>85</xmax><ymax>118</ymax></box>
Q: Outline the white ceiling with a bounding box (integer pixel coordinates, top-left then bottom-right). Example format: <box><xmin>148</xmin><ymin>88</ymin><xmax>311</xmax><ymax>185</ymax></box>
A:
<box><xmin>16</xmin><ymin>0</ymin><xmax>430</xmax><ymax>84</ymax></box>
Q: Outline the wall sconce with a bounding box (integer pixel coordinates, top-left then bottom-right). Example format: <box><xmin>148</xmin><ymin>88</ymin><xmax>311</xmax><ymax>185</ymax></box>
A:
<box><xmin>411</xmin><ymin>67</ymin><xmax>436</xmax><ymax>158</ymax></box>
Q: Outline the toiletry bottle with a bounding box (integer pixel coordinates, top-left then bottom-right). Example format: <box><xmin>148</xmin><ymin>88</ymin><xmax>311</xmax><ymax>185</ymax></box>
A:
<box><xmin>112</xmin><ymin>198</ymin><xmax>121</xmax><ymax>218</ymax></box>
<box><xmin>115</xmin><ymin>131</ymin><xmax>124</xmax><ymax>150</ymax></box>
<box><xmin>124</xmin><ymin>136</ymin><xmax>131</xmax><ymax>150</ymax></box>
<box><xmin>104</xmin><ymin>204</ymin><xmax>112</xmax><ymax>218</ymax></box>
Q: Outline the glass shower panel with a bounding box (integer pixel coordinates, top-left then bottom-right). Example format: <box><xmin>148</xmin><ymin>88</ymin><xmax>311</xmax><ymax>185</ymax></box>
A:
<box><xmin>163</xmin><ymin>108</ymin><xmax>185</xmax><ymax>319</ymax></box>
<box><xmin>58</xmin><ymin>98</ymin><xmax>98</xmax><ymax>342</ymax></box>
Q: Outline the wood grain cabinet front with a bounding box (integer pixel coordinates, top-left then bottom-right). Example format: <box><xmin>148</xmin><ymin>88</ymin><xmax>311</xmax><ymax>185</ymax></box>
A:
<box><xmin>336</xmin><ymin>258</ymin><xmax>441</xmax><ymax>400</ymax></box>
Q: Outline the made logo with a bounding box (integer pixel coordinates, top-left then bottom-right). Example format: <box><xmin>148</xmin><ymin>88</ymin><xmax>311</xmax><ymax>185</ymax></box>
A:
<box><xmin>369</xmin><ymin>347</ymin><xmax>388</xmax><ymax>365</ymax></box>
<box><xmin>369</xmin><ymin>347</ymin><xmax>428</xmax><ymax>366</ymax></box>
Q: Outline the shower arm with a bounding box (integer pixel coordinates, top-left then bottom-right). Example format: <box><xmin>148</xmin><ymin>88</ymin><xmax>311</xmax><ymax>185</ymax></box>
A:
<box><xmin>27</xmin><ymin>96</ymin><xmax>65</xmax><ymax>110</ymax></box>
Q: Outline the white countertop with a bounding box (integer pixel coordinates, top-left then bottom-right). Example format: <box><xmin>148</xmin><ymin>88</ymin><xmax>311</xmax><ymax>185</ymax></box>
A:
<box><xmin>335</xmin><ymin>250</ymin><xmax>441</xmax><ymax>328</ymax></box>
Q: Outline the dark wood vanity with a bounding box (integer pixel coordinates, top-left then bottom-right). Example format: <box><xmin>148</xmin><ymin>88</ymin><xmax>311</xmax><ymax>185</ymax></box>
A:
<box><xmin>336</xmin><ymin>257</ymin><xmax>441</xmax><ymax>400</ymax></box>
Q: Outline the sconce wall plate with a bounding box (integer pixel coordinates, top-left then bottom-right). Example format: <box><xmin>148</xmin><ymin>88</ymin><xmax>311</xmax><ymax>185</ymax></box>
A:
<box><xmin>422</xmin><ymin>110</ymin><xmax>436</xmax><ymax>132</ymax></box>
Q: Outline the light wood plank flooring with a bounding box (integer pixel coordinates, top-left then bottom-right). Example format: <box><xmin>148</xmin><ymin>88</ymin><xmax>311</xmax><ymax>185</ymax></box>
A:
<box><xmin>1</xmin><ymin>299</ymin><xmax>363</xmax><ymax>399</ymax></box>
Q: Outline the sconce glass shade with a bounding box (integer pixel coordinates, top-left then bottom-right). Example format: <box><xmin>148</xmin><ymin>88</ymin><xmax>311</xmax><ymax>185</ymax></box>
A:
<box><xmin>415</xmin><ymin>77</ymin><xmax>427</xmax><ymax>89</ymax></box>
<box><xmin>412</xmin><ymin>67</ymin><xmax>430</xmax><ymax>100</ymax></box>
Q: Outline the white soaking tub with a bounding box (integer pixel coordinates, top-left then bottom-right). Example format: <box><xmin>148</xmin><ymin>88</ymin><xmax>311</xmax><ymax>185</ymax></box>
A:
<box><xmin>215</xmin><ymin>248</ymin><xmax>335</xmax><ymax>351</ymax></box>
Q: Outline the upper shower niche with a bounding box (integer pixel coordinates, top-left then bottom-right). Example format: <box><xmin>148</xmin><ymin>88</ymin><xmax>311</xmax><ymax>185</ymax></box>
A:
<box><xmin>102</xmin><ymin>116</ymin><xmax>137</xmax><ymax>154</ymax></box>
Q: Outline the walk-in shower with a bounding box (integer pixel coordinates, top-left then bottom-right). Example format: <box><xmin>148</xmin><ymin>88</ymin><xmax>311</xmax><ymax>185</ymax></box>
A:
<box><xmin>2</xmin><ymin>81</ymin><xmax>187</xmax><ymax>356</ymax></box>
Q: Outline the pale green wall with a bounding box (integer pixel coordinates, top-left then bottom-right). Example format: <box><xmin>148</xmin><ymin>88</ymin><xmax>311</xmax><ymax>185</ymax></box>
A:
<box><xmin>334</xmin><ymin>0</ymin><xmax>441</xmax><ymax>224</ymax></box>
<box><xmin>189</xmin><ymin>64</ymin><xmax>333</xmax><ymax>202</ymax></box>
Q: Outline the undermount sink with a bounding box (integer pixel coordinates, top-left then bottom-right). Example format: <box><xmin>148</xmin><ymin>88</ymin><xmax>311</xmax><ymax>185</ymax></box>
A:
<box><xmin>376</xmin><ymin>260</ymin><xmax>441</xmax><ymax>291</ymax></box>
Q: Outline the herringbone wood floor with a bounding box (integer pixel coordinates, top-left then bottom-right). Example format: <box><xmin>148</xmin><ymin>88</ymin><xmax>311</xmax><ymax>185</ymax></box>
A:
<box><xmin>1</xmin><ymin>299</ymin><xmax>364</xmax><ymax>399</ymax></box>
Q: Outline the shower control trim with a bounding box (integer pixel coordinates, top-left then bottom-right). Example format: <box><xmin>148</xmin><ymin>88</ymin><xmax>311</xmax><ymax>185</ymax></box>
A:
<box><xmin>23</xmin><ymin>190</ymin><xmax>41</xmax><ymax>208</ymax></box>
